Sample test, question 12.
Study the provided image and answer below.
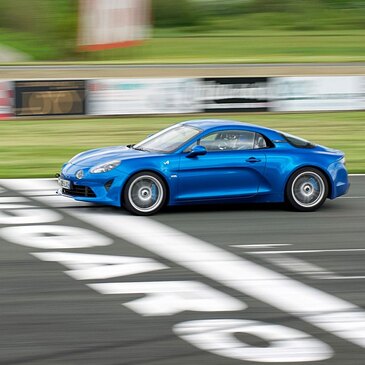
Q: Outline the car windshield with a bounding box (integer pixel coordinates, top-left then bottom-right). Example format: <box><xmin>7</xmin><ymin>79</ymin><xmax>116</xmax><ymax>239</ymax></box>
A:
<box><xmin>281</xmin><ymin>132</ymin><xmax>315</xmax><ymax>148</ymax></box>
<box><xmin>133</xmin><ymin>124</ymin><xmax>201</xmax><ymax>153</ymax></box>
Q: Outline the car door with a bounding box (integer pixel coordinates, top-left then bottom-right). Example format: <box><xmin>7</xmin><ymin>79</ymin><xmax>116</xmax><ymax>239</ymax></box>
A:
<box><xmin>176</xmin><ymin>130</ymin><xmax>267</xmax><ymax>201</ymax></box>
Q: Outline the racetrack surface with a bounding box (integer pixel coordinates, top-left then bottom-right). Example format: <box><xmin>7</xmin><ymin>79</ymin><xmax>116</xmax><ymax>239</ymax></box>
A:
<box><xmin>0</xmin><ymin>176</ymin><xmax>364</xmax><ymax>365</ymax></box>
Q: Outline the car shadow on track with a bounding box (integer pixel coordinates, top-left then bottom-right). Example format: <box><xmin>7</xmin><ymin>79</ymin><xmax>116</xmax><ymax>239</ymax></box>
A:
<box><xmin>161</xmin><ymin>202</ymin><xmax>286</xmax><ymax>215</ymax></box>
<box><xmin>62</xmin><ymin>202</ymin><xmax>286</xmax><ymax>216</ymax></box>
<box><xmin>159</xmin><ymin>200</ymin><xmax>342</xmax><ymax>215</ymax></box>
<box><xmin>60</xmin><ymin>200</ymin><xmax>340</xmax><ymax>216</ymax></box>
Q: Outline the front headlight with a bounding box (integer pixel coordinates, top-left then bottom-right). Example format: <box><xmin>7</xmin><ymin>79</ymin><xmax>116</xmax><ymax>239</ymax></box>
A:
<box><xmin>90</xmin><ymin>160</ymin><xmax>121</xmax><ymax>174</ymax></box>
<box><xmin>340</xmin><ymin>157</ymin><xmax>346</xmax><ymax>166</ymax></box>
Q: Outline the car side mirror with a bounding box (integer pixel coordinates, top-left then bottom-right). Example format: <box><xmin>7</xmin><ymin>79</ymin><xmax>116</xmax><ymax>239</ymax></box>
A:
<box><xmin>186</xmin><ymin>145</ymin><xmax>207</xmax><ymax>158</ymax></box>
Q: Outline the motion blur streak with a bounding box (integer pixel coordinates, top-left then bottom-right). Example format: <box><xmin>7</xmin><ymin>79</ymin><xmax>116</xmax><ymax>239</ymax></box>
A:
<box><xmin>64</xmin><ymin>210</ymin><xmax>365</xmax><ymax>349</ymax></box>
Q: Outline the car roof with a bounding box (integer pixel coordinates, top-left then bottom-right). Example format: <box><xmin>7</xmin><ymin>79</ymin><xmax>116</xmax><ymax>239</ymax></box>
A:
<box><xmin>181</xmin><ymin>119</ymin><xmax>277</xmax><ymax>135</ymax></box>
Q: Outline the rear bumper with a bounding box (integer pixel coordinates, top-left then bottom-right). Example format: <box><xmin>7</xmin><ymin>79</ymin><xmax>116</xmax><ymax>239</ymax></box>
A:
<box><xmin>328</xmin><ymin>160</ymin><xmax>350</xmax><ymax>199</ymax></box>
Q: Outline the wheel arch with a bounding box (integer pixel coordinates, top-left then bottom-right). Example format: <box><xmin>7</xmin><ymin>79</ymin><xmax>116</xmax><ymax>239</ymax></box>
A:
<box><xmin>120</xmin><ymin>169</ymin><xmax>170</xmax><ymax>207</ymax></box>
<box><xmin>284</xmin><ymin>165</ymin><xmax>333</xmax><ymax>201</ymax></box>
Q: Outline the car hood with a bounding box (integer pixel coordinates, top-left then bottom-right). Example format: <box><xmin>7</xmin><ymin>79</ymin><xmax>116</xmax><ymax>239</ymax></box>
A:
<box><xmin>69</xmin><ymin>146</ymin><xmax>149</xmax><ymax>167</ymax></box>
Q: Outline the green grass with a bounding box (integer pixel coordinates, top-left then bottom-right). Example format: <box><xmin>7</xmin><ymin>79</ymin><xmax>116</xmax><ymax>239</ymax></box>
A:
<box><xmin>1</xmin><ymin>1</ymin><xmax>365</xmax><ymax>63</ymax></box>
<box><xmin>0</xmin><ymin>29</ymin><xmax>62</xmax><ymax>60</ymax></box>
<box><xmin>130</xmin><ymin>31</ymin><xmax>365</xmax><ymax>64</ymax></box>
<box><xmin>0</xmin><ymin>111</ymin><xmax>364</xmax><ymax>178</ymax></box>
<box><xmin>2</xmin><ymin>29</ymin><xmax>365</xmax><ymax>64</ymax></box>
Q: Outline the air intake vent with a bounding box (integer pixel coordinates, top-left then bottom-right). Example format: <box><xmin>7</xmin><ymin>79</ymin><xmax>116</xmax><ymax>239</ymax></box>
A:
<box><xmin>104</xmin><ymin>179</ymin><xmax>114</xmax><ymax>191</ymax></box>
<box><xmin>63</xmin><ymin>185</ymin><xmax>96</xmax><ymax>198</ymax></box>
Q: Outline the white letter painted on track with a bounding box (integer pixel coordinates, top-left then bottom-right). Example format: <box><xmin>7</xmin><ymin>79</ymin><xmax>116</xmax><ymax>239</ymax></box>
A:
<box><xmin>68</xmin><ymin>212</ymin><xmax>365</xmax><ymax>348</ymax></box>
<box><xmin>0</xmin><ymin>197</ymin><xmax>29</xmax><ymax>203</ymax></box>
<box><xmin>0</xmin><ymin>225</ymin><xmax>112</xmax><ymax>249</ymax></box>
<box><xmin>174</xmin><ymin>319</ymin><xmax>333</xmax><ymax>363</ymax></box>
<box><xmin>0</xmin><ymin>206</ymin><xmax>61</xmax><ymax>225</ymax></box>
<box><xmin>89</xmin><ymin>281</ymin><xmax>246</xmax><ymax>316</ymax></box>
<box><xmin>32</xmin><ymin>252</ymin><xmax>168</xmax><ymax>280</ymax></box>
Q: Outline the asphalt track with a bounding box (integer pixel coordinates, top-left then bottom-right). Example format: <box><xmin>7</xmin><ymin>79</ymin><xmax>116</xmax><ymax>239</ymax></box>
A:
<box><xmin>0</xmin><ymin>176</ymin><xmax>364</xmax><ymax>365</ymax></box>
<box><xmin>1</xmin><ymin>63</ymin><xmax>365</xmax><ymax>79</ymax></box>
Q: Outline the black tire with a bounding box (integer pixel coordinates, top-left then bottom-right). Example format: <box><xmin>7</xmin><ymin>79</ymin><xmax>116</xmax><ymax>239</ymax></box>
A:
<box><xmin>286</xmin><ymin>167</ymin><xmax>329</xmax><ymax>212</ymax></box>
<box><xmin>123</xmin><ymin>172</ymin><xmax>167</xmax><ymax>215</ymax></box>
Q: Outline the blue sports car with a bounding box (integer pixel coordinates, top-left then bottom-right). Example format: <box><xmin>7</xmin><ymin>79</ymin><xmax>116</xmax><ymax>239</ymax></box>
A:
<box><xmin>58</xmin><ymin>119</ymin><xmax>349</xmax><ymax>215</ymax></box>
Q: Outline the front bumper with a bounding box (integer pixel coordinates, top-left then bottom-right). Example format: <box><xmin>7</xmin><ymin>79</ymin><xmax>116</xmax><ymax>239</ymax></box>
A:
<box><xmin>58</xmin><ymin>163</ymin><xmax>128</xmax><ymax>207</ymax></box>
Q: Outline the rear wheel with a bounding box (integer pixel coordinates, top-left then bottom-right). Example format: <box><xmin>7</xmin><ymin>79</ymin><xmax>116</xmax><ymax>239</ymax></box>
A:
<box><xmin>286</xmin><ymin>168</ymin><xmax>328</xmax><ymax>212</ymax></box>
<box><xmin>123</xmin><ymin>172</ymin><xmax>167</xmax><ymax>215</ymax></box>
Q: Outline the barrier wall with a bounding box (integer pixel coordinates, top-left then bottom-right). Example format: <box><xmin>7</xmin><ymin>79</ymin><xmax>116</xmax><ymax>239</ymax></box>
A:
<box><xmin>14</xmin><ymin>80</ymin><xmax>86</xmax><ymax>117</ymax></box>
<box><xmin>0</xmin><ymin>81</ymin><xmax>13</xmax><ymax>118</ymax></box>
<box><xmin>87</xmin><ymin>78</ymin><xmax>201</xmax><ymax>115</ymax></box>
<box><xmin>269</xmin><ymin>76</ymin><xmax>365</xmax><ymax>112</ymax></box>
<box><xmin>0</xmin><ymin>76</ymin><xmax>364</xmax><ymax>117</ymax></box>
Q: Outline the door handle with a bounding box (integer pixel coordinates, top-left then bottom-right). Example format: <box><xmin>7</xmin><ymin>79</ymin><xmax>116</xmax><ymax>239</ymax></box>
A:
<box><xmin>246</xmin><ymin>157</ymin><xmax>261</xmax><ymax>163</ymax></box>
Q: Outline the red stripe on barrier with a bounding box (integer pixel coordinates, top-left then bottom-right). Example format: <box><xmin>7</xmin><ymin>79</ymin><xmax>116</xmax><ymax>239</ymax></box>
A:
<box><xmin>78</xmin><ymin>40</ymin><xmax>142</xmax><ymax>52</ymax></box>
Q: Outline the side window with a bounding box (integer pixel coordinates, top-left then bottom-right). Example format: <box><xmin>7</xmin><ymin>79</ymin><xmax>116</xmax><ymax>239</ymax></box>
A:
<box><xmin>199</xmin><ymin>130</ymin><xmax>256</xmax><ymax>151</ymax></box>
<box><xmin>185</xmin><ymin>130</ymin><xmax>270</xmax><ymax>152</ymax></box>
<box><xmin>281</xmin><ymin>132</ymin><xmax>315</xmax><ymax>148</ymax></box>
<box><xmin>254</xmin><ymin>133</ymin><xmax>268</xmax><ymax>149</ymax></box>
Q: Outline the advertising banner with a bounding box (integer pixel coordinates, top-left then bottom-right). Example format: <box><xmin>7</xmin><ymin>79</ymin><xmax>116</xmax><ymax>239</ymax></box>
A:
<box><xmin>0</xmin><ymin>81</ymin><xmax>13</xmax><ymax>118</ymax></box>
<box><xmin>15</xmin><ymin>80</ymin><xmax>86</xmax><ymax>117</ymax></box>
<box><xmin>269</xmin><ymin>76</ymin><xmax>365</xmax><ymax>112</ymax></box>
<box><xmin>87</xmin><ymin>78</ymin><xmax>202</xmax><ymax>115</ymax></box>
<box><xmin>78</xmin><ymin>0</ymin><xmax>150</xmax><ymax>51</ymax></box>
<box><xmin>200</xmin><ymin>77</ymin><xmax>269</xmax><ymax>112</ymax></box>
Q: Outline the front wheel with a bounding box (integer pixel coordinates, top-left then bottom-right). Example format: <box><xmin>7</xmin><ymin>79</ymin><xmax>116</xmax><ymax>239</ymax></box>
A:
<box><xmin>123</xmin><ymin>172</ymin><xmax>167</xmax><ymax>215</ymax></box>
<box><xmin>286</xmin><ymin>168</ymin><xmax>328</xmax><ymax>212</ymax></box>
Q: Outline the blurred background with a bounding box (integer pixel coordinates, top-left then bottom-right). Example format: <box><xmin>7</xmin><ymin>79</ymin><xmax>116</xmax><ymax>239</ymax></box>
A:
<box><xmin>0</xmin><ymin>0</ymin><xmax>364</xmax><ymax>62</ymax></box>
<box><xmin>0</xmin><ymin>0</ymin><xmax>364</xmax><ymax>177</ymax></box>
<box><xmin>0</xmin><ymin>3</ymin><xmax>365</xmax><ymax>365</ymax></box>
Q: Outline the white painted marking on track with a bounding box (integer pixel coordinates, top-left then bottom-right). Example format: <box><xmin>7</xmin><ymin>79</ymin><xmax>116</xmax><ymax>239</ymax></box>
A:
<box><xmin>0</xmin><ymin>225</ymin><xmax>112</xmax><ymax>249</ymax></box>
<box><xmin>232</xmin><ymin>244</ymin><xmax>292</xmax><ymax>249</ymax></box>
<box><xmin>90</xmin><ymin>281</ymin><xmax>246</xmax><ymax>316</ymax></box>
<box><xmin>339</xmin><ymin>196</ymin><xmax>365</xmax><ymax>199</ymax></box>
<box><xmin>0</xmin><ymin>180</ymin><xmax>99</xmax><ymax>209</ymax></box>
<box><xmin>253</xmin><ymin>253</ymin><xmax>365</xmax><ymax>280</ymax></box>
<box><xmin>256</xmin><ymin>254</ymin><xmax>335</xmax><ymax>277</ymax></box>
<box><xmin>238</xmin><ymin>248</ymin><xmax>365</xmax><ymax>280</ymax></box>
<box><xmin>0</xmin><ymin>197</ymin><xmax>29</xmax><ymax>203</ymax></box>
<box><xmin>0</xmin><ymin>208</ymin><xmax>61</xmax><ymax>225</ymax></box>
<box><xmin>0</xmin><ymin>204</ymin><xmax>40</xmax><ymax>209</ymax></box>
<box><xmin>61</xmin><ymin>210</ymin><xmax>365</xmax><ymax>349</ymax></box>
<box><xmin>174</xmin><ymin>319</ymin><xmax>333</xmax><ymax>363</ymax></box>
<box><xmin>36</xmin><ymin>195</ymin><xmax>95</xmax><ymax>207</ymax></box>
<box><xmin>4</xmin><ymin>178</ymin><xmax>365</xmax><ymax>350</ymax></box>
<box><xmin>322</xmin><ymin>275</ymin><xmax>365</xmax><ymax>280</ymax></box>
<box><xmin>0</xmin><ymin>179</ymin><xmax>57</xmax><ymax>191</ymax></box>
<box><xmin>251</xmin><ymin>249</ymin><xmax>365</xmax><ymax>254</ymax></box>
<box><xmin>0</xmin><ymin>180</ymin><xmax>93</xmax><ymax>207</ymax></box>
<box><xmin>32</xmin><ymin>252</ymin><xmax>168</xmax><ymax>280</ymax></box>
<box><xmin>25</xmin><ymin>189</ymin><xmax>59</xmax><ymax>196</ymax></box>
